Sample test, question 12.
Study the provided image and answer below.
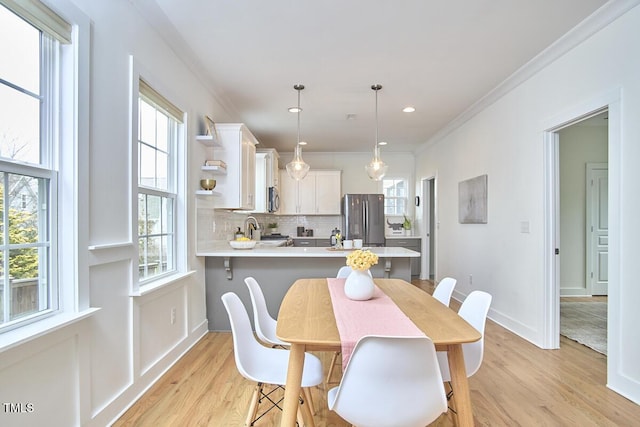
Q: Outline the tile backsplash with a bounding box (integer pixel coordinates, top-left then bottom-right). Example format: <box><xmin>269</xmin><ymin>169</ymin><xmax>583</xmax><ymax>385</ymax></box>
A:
<box><xmin>196</xmin><ymin>205</ymin><xmax>416</xmax><ymax>244</ymax></box>
<box><xmin>201</xmin><ymin>209</ymin><xmax>342</xmax><ymax>241</ymax></box>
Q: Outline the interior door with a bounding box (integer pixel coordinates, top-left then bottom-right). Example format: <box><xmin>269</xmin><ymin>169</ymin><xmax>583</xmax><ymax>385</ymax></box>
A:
<box><xmin>587</xmin><ymin>163</ymin><xmax>608</xmax><ymax>295</ymax></box>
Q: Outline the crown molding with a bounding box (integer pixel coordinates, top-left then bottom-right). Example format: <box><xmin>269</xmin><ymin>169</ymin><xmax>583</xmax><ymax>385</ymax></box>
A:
<box><xmin>131</xmin><ymin>0</ymin><xmax>239</xmax><ymax>120</ymax></box>
<box><xmin>416</xmin><ymin>0</ymin><xmax>640</xmax><ymax>154</ymax></box>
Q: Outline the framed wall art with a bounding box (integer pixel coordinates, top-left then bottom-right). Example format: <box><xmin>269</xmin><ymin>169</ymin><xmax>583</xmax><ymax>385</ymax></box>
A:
<box><xmin>458</xmin><ymin>174</ymin><xmax>488</xmax><ymax>224</ymax></box>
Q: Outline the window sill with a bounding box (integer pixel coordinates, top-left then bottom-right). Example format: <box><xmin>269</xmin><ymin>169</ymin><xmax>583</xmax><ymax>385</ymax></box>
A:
<box><xmin>134</xmin><ymin>270</ymin><xmax>196</xmax><ymax>297</ymax></box>
<box><xmin>0</xmin><ymin>308</ymin><xmax>101</xmax><ymax>354</ymax></box>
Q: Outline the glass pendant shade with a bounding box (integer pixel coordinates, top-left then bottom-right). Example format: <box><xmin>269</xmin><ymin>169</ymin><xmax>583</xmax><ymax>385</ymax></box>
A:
<box><xmin>286</xmin><ymin>143</ymin><xmax>310</xmax><ymax>180</ymax></box>
<box><xmin>286</xmin><ymin>84</ymin><xmax>310</xmax><ymax>180</ymax></box>
<box><xmin>365</xmin><ymin>145</ymin><xmax>388</xmax><ymax>181</ymax></box>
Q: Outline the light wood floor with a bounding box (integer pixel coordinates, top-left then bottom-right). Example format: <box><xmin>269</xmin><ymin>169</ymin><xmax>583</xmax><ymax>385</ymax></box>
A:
<box><xmin>114</xmin><ymin>281</ymin><xmax>639</xmax><ymax>426</ymax></box>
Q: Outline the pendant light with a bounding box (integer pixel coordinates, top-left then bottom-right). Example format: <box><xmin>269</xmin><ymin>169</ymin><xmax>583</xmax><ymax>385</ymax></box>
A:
<box><xmin>365</xmin><ymin>84</ymin><xmax>388</xmax><ymax>181</ymax></box>
<box><xmin>286</xmin><ymin>84</ymin><xmax>310</xmax><ymax>181</ymax></box>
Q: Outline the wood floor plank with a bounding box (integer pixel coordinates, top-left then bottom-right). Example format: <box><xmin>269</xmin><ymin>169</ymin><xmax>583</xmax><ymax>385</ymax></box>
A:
<box><xmin>113</xmin><ymin>281</ymin><xmax>640</xmax><ymax>426</ymax></box>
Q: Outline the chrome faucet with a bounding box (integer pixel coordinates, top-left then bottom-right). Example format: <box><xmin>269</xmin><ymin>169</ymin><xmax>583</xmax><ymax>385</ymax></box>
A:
<box><xmin>244</xmin><ymin>216</ymin><xmax>260</xmax><ymax>239</ymax></box>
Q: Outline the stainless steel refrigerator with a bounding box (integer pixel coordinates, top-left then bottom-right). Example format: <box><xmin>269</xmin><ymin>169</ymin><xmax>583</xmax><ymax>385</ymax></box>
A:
<box><xmin>342</xmin><ymin>194</ymin><xmax>386</xmax><ymax>246</ymax></box>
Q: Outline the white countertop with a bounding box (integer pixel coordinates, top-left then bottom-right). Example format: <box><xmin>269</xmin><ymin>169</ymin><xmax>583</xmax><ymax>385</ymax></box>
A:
<box><xmin>291</xmin><ymin>235</ymin><xmax>420</xmax><ymax>239</ymax></box>
<box><xmin>196</xmin><ymin>241</ymin><xmax>420</xmax><ymax>258</ymax></box>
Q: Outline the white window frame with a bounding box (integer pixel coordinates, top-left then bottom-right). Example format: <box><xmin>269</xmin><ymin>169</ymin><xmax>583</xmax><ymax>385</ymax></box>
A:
<box><xmin>129</xmin><ymin>57</ymin><xmax>188</xmax><ymax>296</ymax></box>
<box><xmin>0</xmin><ymin>0</ymin><xmax>91</xmax><ymax>342</ymax></box>
<box><xmin>381</xmin><ymin>175</ymin><xmax>410</xmax><ymax>216</ymax></box>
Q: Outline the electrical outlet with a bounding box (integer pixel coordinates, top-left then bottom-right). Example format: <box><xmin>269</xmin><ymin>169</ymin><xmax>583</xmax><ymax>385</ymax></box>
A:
<box><xmin>170</xmin><ymin>307</ymin><xmax>176</xmax><ymax>325</ymax></box>
<box><xmin>469</xmin><ymin>274</ymin><xmax>473</xmax><ymax>286</ymax></box>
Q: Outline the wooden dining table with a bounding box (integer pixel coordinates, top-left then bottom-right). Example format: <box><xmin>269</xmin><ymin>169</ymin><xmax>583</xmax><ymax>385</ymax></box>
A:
<box><xmin>276</xmin><ymin>278</ymin><xmax>482</xmax><ymax>427</ymax></box>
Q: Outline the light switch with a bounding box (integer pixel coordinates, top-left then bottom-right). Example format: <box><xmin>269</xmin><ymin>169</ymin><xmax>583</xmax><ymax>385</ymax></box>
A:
<box><xmin>520</xmin><ymin>221</ymin><xmax>530</xmax><ymax>233</ymax></box>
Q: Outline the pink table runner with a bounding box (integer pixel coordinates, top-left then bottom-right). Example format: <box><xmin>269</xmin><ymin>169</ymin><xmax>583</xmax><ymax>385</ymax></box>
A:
<box><xmin>327</xmin><ymin>278</ymin><xmax>425</xmax><ymax>368</ymax></box>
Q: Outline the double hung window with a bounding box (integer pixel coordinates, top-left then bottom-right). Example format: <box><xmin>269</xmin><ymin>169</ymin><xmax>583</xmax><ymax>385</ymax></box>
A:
<box><xmin>137</xmin><ymin>81</ymin><xmax>182</xmax><ymax>283</ymax></box>
<box><xmin>0</xmin><ymin>1</ymin><xmax>71</xmax><ymax>330</ymax></box>
<box><xmin>382</xmin><ymin>177</ymin><xmax>408</xmax><ymax>216</ymax></box>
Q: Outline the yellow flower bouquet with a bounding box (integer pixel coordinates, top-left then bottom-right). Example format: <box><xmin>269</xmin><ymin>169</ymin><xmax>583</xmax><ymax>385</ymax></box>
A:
<box><xmin>346</xmin><ymin>249</ymin><xmax>379</xmax><ymax>271</ymax></box>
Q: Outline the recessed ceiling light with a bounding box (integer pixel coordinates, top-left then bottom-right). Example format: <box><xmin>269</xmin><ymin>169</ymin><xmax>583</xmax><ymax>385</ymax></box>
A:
<box><xmin>288</xmin><ymin>107</ymin><xmax>302</xmax><ymax>113</ymax></box>
<box><xmin>402</xmin><ymin>106</ymin><xmax>416</xmax><ymax>113</ymax></box>
<box><xmin>299</xmin><ymin>141</ymin><xmax>307</xmax><ymax>146</ymax></box>
<box><xmin>378</xmin><ymin>141</ymin><xmax>387</xmax><ymax>146</ymax></box>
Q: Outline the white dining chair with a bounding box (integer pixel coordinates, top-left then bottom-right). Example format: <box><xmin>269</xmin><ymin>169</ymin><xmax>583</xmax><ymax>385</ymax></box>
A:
<box><xmin>336</xmin><ymin>266</ymin><xmax>352</xmax><ymax>278</ymax></box>
<box><xmin>437</xmin><ymin>291</ymin><xmax>492</xmax><ymax>403</ymax></box>
<box><xmin>221</xmin><ymin>292</ymin><xmax>323</xmax><ymax>426</ymax></box>
<box><xmin>245</xmin><ymin>277</ymin><xmax>317</xmax><ymax>415</ymax></box>
<box><xmin>432</xmin><ymin>277</ymin><xmax>457</xmax><ymax>307</ymax></box>
<box><xmin>327</xmin><ymin>335</ymin><xmax>448</xmax><ymax>427</ymax></box>
<box><xmin>336</xmin><ymin>265</ymin><xmax>373</xmax><ymax>278</ymax></box>
<box><xmin>244</xmin><ymin>276</ymin><xmax>288</xmax><ymax>348</ymax></box>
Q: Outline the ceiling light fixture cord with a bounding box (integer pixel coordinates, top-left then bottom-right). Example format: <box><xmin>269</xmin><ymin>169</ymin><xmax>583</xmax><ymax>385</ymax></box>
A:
<box><xmin>366</xmin><ymin>84</ymin><xmax>388</xmax><ymax>181</ymax></box>
<box><xmin>297</xmin><ymin>84</ymin><xmax>301</xmax><ymax>144</ymax></box>
<box><xmin>286</xmin><ymin>84</ymin><xmax>310</xmax><ymax>181</ymax></box>
<box><xmin>374</xmin><ymin>83</ymin><xmax>380</xmax><ymax>149</ymax></box>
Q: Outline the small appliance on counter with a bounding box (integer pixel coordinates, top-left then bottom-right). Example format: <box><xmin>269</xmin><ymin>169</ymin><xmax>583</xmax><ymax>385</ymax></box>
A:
<box><xmin>234</xmin><ymin>227</ymin><xmax>245</xmax><ymax>240</ymax></box>
<box><xmin>330</xmin><ymin>228</ymin><xmax>342</xmax><ymax>247</ymax></box>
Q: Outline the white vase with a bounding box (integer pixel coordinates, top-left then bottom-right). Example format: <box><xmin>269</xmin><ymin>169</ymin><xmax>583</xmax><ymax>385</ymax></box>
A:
<box><xmin>344</xmin><ymin>269</ymin><xmax>375</xmax><ymax>301</ymax></box>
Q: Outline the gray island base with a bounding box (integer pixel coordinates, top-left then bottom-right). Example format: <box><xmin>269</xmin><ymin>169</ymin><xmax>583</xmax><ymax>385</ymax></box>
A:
<box><xmin>199</xmin><ymin>243</ymin><xmax>420</xmax><ymax>331</ymax></box>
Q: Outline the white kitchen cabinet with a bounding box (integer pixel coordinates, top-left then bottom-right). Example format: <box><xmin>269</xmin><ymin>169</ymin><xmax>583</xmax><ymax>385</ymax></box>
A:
<box><xmin>279</xmin><ymin>170</ymin><xmax>341</xmax><ymax>215</ymax></box>
<box><xmin>279</xmin><ymin>169</ymin><xmax>299</xmax><ymax>214</ymax></box>
<box><xmin>209</xmin><ymin>123</ymin><xmax>257</xmax><ymax>210</ymax></box>
<box><xmin>314</xmin><ymin>170</ymin><xmax>341</xmax><ymax>214</ymax></box>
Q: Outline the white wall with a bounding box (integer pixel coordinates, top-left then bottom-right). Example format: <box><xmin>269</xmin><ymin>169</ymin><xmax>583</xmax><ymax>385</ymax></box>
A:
<box><xmin>415</xmin><ymin>2</ymin><xmax>640</xmax><ymax>404</ymax></box>
<box><xmin>0</xmin><ymin>0</ymin><xmax>233</xmax><ymax>425</ymax></box>
<box><xmin>559</xmin><ymin>123</ymin><xmax>607</xmax><ymax>295</ymax></box>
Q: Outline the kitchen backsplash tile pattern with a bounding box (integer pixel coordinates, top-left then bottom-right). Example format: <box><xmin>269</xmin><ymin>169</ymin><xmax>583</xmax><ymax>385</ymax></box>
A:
<box><xmin>208</xmin><ymin>210</ymin><xmax>342</xmax><ymax>241</ymax></box>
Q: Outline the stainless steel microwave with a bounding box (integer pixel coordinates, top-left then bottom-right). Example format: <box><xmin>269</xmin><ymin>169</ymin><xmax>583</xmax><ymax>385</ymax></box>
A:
<box><xmin>268</xmin><ymin>186</ymin><xmax>279</xmax><ymax>213</ymax></box>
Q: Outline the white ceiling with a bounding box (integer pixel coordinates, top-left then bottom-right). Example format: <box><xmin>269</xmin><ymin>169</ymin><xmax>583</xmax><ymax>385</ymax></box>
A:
<box><xmin>147</xmin><ymin>0</ymin><xmax>608</xmax><ymax>153</ymax></box>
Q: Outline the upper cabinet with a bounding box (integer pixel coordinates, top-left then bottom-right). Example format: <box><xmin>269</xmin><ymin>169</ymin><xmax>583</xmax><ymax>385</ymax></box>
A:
<box><xmin>200</xmin><ymin>123</ymin><xmax>257</xmax><ymax>210</ymax></box>
<box><xmin>279</xmin><ymin>170</ymin><xmax>341</xmax><ymax>215</ymax></box>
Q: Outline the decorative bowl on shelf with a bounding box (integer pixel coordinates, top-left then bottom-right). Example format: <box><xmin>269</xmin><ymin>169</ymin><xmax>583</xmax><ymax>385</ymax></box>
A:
<box><xmin>200</xmin><ymin>179</ymin><xmax>217</xmax><ymax>191</ymax></box>
<box><xmin>229</xmin><ymin>240</ymin><xmax>257</xmax><ymax>250</ymax></box>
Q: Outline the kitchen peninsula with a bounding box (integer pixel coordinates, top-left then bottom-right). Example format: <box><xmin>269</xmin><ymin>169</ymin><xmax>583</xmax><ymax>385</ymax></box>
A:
<box><xmin>198</xmin><ymin>242</ymin><xmax>420</xmax><ymax>330</ymax></box>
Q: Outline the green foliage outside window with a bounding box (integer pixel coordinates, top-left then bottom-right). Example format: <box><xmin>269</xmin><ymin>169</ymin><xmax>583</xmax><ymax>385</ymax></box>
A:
<box><xmin>0</xmin><ymin>185</ymin><xmax>40</xmax><ymax>280</ymax></box>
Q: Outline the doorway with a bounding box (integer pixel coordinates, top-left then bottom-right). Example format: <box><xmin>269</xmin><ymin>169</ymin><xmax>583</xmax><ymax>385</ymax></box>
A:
<box><xmin>420</xmin><ymin>177</ymin><xmax>435</xmax><ymax>281</ymax></box>
<box><xmin>558</xmin><ymin>112</ymin><xmax>609</xmax><ymax>298</ymax></box>
<box><xmin>543</xmin><ymin>97</ymin><xmax>618</xmax><ymax>352</ymax></box>
<box><xmin>557</xmin><ymin>112</ymin><xmax>608</xmax><ymax>355</ymax></box>
<box><xmin>543</xmin><ymin>90</ymin><xmax>622</xmax><ymax>390</ymax></box>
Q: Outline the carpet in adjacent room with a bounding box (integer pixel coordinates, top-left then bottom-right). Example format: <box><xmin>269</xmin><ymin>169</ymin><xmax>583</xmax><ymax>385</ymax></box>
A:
<box><xmin>560</xmin><ymin>301</ymin><xmax>607</xmax><ymax>355</ymax></box>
